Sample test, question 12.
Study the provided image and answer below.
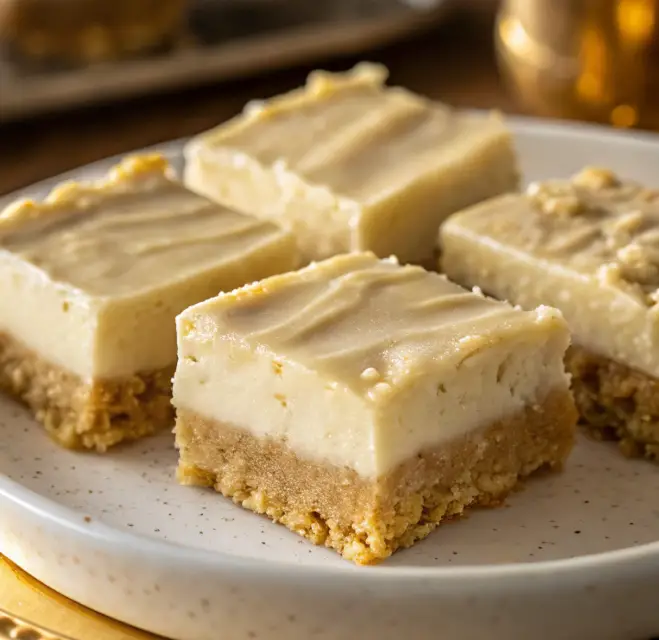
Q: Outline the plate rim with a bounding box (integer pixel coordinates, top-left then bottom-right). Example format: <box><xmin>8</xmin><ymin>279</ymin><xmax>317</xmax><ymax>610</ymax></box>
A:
<box><xmin>5</xmin><ymin>113</ymin><xmax>659</xmax><ymax>203</ymax></box>
<box><xmin>2</xmin><ymin>115</ymin><xmax>659</xmax><ymax>584</ymax></box>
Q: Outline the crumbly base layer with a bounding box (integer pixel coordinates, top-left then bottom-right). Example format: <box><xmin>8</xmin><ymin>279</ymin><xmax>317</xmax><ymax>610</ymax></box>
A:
<box><xmin>566</xmin><ymin>345</ymin><xmax>659</xmax><ymax>460</ymax></box>
<box><xmin>175</xmin><ymin>389</ymin><xmax>576</xmax><ymax>565</ymax></box>
<box><xmin>0</xmin><ymin>331</ymin><xmax>174</xmax><ymax>451</ymax></box>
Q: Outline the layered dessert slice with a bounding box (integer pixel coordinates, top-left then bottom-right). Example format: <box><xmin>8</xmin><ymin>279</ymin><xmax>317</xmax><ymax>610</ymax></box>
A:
<box><xmin>441</xmin><ymin>167</ymin><xmax>659</xmax><ymax>460</ymax></box>
<box><xmin>173</xmin><ymin>252</ymin><xmax>576</xmax><ymax>565</ymax></box>
<box><xmin>183</xmin><ymin>63</ymin><xmax>518</xmax><ymax>266</ymax></box>
<box><xmin>0</xmin><ymin>154</ymin><xmax>298</xmax><ymax>451</ymax></box>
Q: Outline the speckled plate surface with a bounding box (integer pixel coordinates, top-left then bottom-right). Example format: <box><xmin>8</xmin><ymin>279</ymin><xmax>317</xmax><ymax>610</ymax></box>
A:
<box><xmin>1</xmin><ymin>119</ymin><xmax>659</xmax><ymax>640</ymax></box>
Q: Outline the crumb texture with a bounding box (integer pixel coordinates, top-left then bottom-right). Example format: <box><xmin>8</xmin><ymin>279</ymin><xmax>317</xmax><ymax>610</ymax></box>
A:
<box><xmin>0</xmin><ymin>332</ymin><xmax>174</xmax><ymax>451</ymax></box>
<box><xmin>175</xmin><ymin>390</ymin><xmax>576</xmax><ymax>565</ymax></box>
<box><xmin>566</xmin><ymin>345</ymin><xmax>659</xmax><ymax>460</ymax></box>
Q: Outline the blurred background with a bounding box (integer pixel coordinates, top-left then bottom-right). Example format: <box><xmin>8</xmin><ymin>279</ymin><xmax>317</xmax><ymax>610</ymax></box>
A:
<box><xmin>1</xmin><ymin>0</ymin><xmax>658</xmax><ymax>196</ymax></box>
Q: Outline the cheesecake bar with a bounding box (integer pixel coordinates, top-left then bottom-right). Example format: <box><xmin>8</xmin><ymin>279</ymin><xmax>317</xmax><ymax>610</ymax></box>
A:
<box><xmin>183</xmin><ymin>63</ymin><xmax>518</xmax><ymax>266</ymax></box>
<box><xmin>173</xmin><ymin>252</ymin><xmax>576</xmax><ymax>565</ymax></box>
<box><xmin>441</xmin><ymin>167</ymin><xmax>659</xmax><ymax>459</ymax></box>
<box><xmin>0</xmin><ymin>154</ymin><xmax>298</xmax><ymax>451</ymax></box>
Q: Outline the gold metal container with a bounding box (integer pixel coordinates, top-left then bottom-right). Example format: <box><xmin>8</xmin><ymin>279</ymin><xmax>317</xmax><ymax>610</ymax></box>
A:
<box><xmin>496</xmin><ymin>0</ymin><xmax>659</xmax><ymax>130</ymax></box>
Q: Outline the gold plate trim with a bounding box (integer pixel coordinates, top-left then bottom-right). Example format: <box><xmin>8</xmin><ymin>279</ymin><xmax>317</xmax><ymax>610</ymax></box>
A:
<box><xmin>0</xmin><ymin>555</ymin><xmax>163</xmax><ymax>639</ymax></box>
<box><xmin>0</xmin><ymin>607</ymin><xmax>72</xmax><ymax>640</ymax></box>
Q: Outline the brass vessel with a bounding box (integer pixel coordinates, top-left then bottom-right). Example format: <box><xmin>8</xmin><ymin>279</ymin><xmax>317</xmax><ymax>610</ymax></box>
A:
<box><xmin>496</xmin><ymin>0</ymin><xmax>659</xmax><ymax>129</ymax></box>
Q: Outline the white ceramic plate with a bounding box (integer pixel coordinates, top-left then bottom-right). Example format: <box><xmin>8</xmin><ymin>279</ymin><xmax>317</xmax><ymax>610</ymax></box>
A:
<box><xmin>2</xmin><ymin>119</ymin><xmax>659</xmax><ymax>640</ymax></box>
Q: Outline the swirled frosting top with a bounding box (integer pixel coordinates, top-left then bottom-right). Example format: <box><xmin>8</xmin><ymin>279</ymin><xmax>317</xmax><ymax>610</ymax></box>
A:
<box><xmin>448</xmin><ymin>167</ymin><xmax>659</xmax><ymax>305</ymax></box>
<box><xmin>0</xmin><ymin>154</ymin><xmax>292</xmax><ymax>298</ymax></box>
<box><xmin>188</xmin><ymin>63</ymin><xmax>511</xmax><ymax>205</ymax></box>
<box><xmin>181</xmin><ymin>252</ymin><xmax>567</xmax><ymax>397</ymax></box>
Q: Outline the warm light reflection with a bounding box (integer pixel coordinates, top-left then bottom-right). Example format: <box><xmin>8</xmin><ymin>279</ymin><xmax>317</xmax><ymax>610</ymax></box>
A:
<box><xmin>616</xmin><ymin>0</ymin><xmax>656</xmax><ymax>44</ymax></box>
<box><xmin>497</xmin><ymin>0</ymin><xmax>659</xmax><ymax>129</ymax></box>
<box><xmin>577</xmin><ymin>25</ymin><xmax>611</xmax><ymax>105</ymax></box>
<box><xmin>611</xmin><ymin>103</ymin><xmax>639</xmax><ymax>127</ymax></box>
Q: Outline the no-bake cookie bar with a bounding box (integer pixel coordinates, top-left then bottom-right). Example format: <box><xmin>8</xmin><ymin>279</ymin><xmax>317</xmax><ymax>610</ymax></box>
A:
<box><xmin>441</xmin><ymin>167</ymin><xmax>659</xmax><ymax>459</ymax></box>
<box><xmin>184</xmin><ymin>63</ymin><xmax>518</xmax><ymax>266</ymax></box>
<box><xmin>173</xmin><ymin>252</ymin><xmax>576</xmax><ymax>564</ymax></box>
<box><xmin>0</xmin><ymin>154</ymin><xmax>298</xmax><ymax>450</ymax></box>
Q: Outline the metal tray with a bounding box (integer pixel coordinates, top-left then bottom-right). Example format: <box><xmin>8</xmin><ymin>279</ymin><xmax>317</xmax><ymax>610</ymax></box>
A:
<box><xmin>0</xmin><ymin>0</ymin><xmax>450</xmax><ymax>121</ymax></box>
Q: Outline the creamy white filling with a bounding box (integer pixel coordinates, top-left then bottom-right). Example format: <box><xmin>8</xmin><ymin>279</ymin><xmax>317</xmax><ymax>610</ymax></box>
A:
<box><xmin>0</xmin><ymin>252</ymin><xmax>99</xmax><ymax>379</ymax></box>
<box><xmin>0</xmin><ymin>235</ymin><xmax>297</xmax><ymax>380</ymax></box>
<box><xmin>184</xmin><ymin>147</ymin><xmax>359</xmax><ymax>264</ymax></box>
<box><xmin>442</xmin><ymin>224</ymin><xmax>659</xmax><ymax>379</ymax></box>
<box><xmin>0</xmin><ymin>154</ymin><xmax>300</xmax><ymax>381</ymax></box>
<box><xmin>173</xmin><ymin>324</ymin><xmax>569</xmax><ymax>478</ymax></box>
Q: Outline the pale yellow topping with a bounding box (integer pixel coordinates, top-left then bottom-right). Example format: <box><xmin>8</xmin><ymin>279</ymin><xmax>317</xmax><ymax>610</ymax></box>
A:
<box><xmin>307</xmin><ymin>62</ymin><xmax>388</xmax><ymax>95</ymax></box>
<box><xmin>0</xmin><ymin>153</ymin><xmax>299</xmax><ymax>379</ymax></box>
<box><xmin>527</xmin><ymin>185</ymin><xmax>583</xmax><ymax>217</ymax></box>
<box><xmin>571</xmin><ymin>166</ymin><xmax>620</xmax><ymax>190</ymax></box>
<box><xmin>0</xmin><ymin>154</ymin><xmax>173</xmax><ymax>229</ymax></box>
<box><xmin>455</xmin><ymin>169</ymin><xmax>659</xmax><ymax>303</ymax></box>
<box><xmin>0</xmin><ymin>154</ymin><xmax>292</xmax><ymax>298</ymax></box>
<box><xmin>241</xmin><ymin>62</ymin><xmax>388</xmax><ymax>122</ymax></box>
<box><xmin>190</xmin><ymin>65</ymin><xmax>512</xmax><ymax>206</ymax></box>
<box><xmin>185</xmin><ymin>65</ymin><xmax>517</xmax><ymax>265</ymax></box>
<box><xmin>184</xmin><ymin>253</ymin><xmax>565</xmax><ymax>397</ymax></box>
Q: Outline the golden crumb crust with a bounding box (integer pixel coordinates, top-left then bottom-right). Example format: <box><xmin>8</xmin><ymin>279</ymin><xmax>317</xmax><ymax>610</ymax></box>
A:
<box><xmin>0</xmin><ymin>331</ymin><xmax>174</xmax><ymax>451</ymax></box>
<box><xmin>566</xmin><ymin>345</ymin><xmax>659</xmax><ymax>460</ymax></box>
<box><xmin>175</xmin><ymin>389</ymin><xmax>576</xmax><ymax>565</ymax></box>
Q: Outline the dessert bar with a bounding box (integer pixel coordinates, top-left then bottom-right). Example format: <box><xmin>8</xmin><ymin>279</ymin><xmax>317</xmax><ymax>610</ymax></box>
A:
<box><xmin>0</xmin><ymin>154</ymin><xmax>298</xmax><ymax>450</ymax></box>
<box><xmin>441</xmin><ymin>167</ymin><xmax>659</xmax><ymax>459</ymax></box>
<box><xmin>173</xmin><ymin>252</ymin><xmax>575</xmax><ymax>564</ymax></box>
<box><xmin>184</xmin><ymin>63</ymin><xmax>518</xmax><ymax>266</ymax></box>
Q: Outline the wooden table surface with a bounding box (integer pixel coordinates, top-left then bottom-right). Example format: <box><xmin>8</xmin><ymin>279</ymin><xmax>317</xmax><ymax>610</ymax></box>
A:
<box><xmin>0</xmin><ymin>6</ymin><xmax>518</xmax><ymax>197</ymax></box>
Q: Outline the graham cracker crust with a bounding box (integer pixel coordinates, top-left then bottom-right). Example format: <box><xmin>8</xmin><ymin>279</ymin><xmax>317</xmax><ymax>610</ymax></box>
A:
<box><xmin>176</xmin><ymin>389</ymin><xmax>576</xmax><ymax>565</ymax></box>
<box><xmin>0</xmin><ymin>331</ymin><xmax>174</xmax><ymax>451</ymax></box>
<box><xmin>566</xmin><ymin>345</ymin><xmax>659</xmax><ymax>460</ymax></box>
